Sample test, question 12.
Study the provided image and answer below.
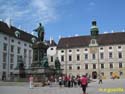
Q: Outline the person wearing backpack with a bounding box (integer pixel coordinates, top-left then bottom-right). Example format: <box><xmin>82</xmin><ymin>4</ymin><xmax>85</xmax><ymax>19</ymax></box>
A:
<box><xmin>80</xmin><ymin>74</ymin><xmax>88</xmax><ymax>94</ymax></box>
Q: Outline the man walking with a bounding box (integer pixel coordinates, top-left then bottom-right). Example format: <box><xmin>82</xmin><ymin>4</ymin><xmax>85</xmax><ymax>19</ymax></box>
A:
<box><xmin>80</xmin><ymin>74</ymin><xmax>88</xmax><ymax>94</ymax></box>
<box><xmin>98</xmin><ymin>74</ymin><xmax>103</xmax><ymax>84</ymax></box>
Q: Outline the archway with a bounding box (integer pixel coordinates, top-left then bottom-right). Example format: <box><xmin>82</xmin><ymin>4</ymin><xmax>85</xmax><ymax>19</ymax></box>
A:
<box><xmin>92</xmin><ymin>71</ymin><xmax>97</xmax><ymax>79</ymax></box>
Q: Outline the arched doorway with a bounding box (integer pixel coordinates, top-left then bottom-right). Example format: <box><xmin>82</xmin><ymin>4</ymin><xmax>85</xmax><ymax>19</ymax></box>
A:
<box><xmin>92</xmin><ymin>71</ymin><xmax>97</xmax><ymax>79</ymax></box>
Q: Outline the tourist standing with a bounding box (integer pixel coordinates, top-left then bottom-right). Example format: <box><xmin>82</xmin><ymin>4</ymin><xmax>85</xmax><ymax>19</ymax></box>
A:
<box><xmin>29</xmin><ymin>75</ymin><xmax>34</xmax><ymax>89</ymax></box>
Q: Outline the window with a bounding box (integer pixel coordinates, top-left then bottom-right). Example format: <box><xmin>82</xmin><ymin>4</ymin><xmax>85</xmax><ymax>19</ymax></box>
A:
<box><xmin>69</xmin><ymin>55</ymin><xmax>72</xmax><ymax>61</ymax></box>
<box><xmin>100</xmin><ymin>53</ymin><xmax>104</xmax><ymax>59</ymax></box>
<box><xmin>24</xmin><ymin>43</ymin><xmax>27</xmax><ymax>46</ymax></box>
<box><xmin>69</xmin><ymin>65</ymin><xmax>72</xmax><ymax>70</ymax></box>
<box><xmin>15</xmin><ymin>31</ymin><xmax>20</xmax><ymax>37</ymax></box>
<box><xmin>24</xmin><ymin>49</ymin><xmax>27</xmax><ymax>56</ymax></box>
<box><xmin>10</xmin><ymin>54</ymin><xmax>14</xmax><ymax>63</ymax></box>
<box><xmin>17</xmin><ymin>55</ymin><xmax>22</xmax><ymax>63</ymax></box>
<box><xmin>3</xmin><ymin>53</ymin><xmax>7</xmax><ymax>62</ymax></box>
<box><xmin>77</xmin><ymin>49</ymin><xmax>79</xmax><ymax>52</ymax></box>
<box><xmin>10</xmin><ymin>64</ymin><xmax>13</xmax><ymax>69</ymax></box>
<box><xmin>109</xmin><ymin>52</ymin><xmax>113</xmax><ymax>59</ymax></box>
<box><xmin>51</xmin><ymin>56</ymin><xmax>53</xmax><ymax>62</ymax></box>
<box><xmin>85</xmin><ymin>54</ymin><xmax>88</xmax><ymax>60</ymax></box>
<box><xmin>29</xmin><ymin>45</ymin><xmax>32</xmax><ymax>48</ymax></box>
<box><xmin>18</xmin><ymin>41</ymin><xmax>21</xmax><ymax>44</ymax></box>
<box><xmin>110</xmin><ymin>63</ymin><xmax>113</xmax><ymax>68</ymax></box>
<box><xmin>109</xmin><ymin>47</ymin><xmax>112</xmax><ymax>49</ymax></box>
<box><xmin>61</xmin><ymin>55</ymin><xmax>64</xmax><ymax>62</ymax></box>
<box><xmin>11</xmin><ymin>39</ymin><xmax>14</xmax><ymax>42</ymax></box>
<box><xmin>100</xmin><ymin>47</ymin><xmax>103</xmax><ymax>50</ymax></box>
<box><xmin>77</xmin><ymin>54</ymin><xmax>80</xmax><ymax>61</ymax></box>
<box><xmin>31</xmin><ymin>37</ymin><xmax>36</xmax><ymax>43</ymax></box>
<box><xmin>118</xmin><ymin>46</ymin><xmax>121</xmax><ymax>49</ymax></box>
<box><xmin>92</xmin><ymin>53</ymin><xmax>96</xmax><ymax>60</ymax></box>
<box><xmin>69</xmin><ymin>50</ymin><xmax>72</xmax><ymax>52</ymax></box>
<box><xmin>85</xmin><ymin>64</ymin><xmax>88</xmax><ymax>69</ymax></box>
<box><xmin>101</xmin><ymin>64</ymin><xmax>104</xmax><ymax>69</ymax></box>
<box><xmin>29</xmin><ymin>50</ymin><xmax>31</xmax><ymax>57</ymax></box>
<box><xmin>118</xmin><ymin>52</ymin><xmax>122</xmax><ymax>58</ymax></box>
<box><xmin>119</xmin><ymin>62</ymin><xmax>122</xmax><ymax>68</ymax></box>
<box><xmin>11</xmin><ymin>45</ymin><xmax>14</xmax><ymax>52</ymax></box>
<box><xmin>93</xmin><ymin>64</ymin><xmax>96</xmax><ymax>69</ymax></box>
<box><xmin>85</xmin><ymin>48</ymin><xmax>88</xmax><ymax>51</ymax></box>
<box><xmin>61</xmin><ymin>50</ymin><xmax>64</xmax><ymax>53</ymax></box>
<box><xmin>4</xmin><ymin>37</ymin><xmax>7</xmax><ymax>40</ymax></box>
<box><xmin>50</xmin><ymin>48</ymin><xmax>53</xmax><ymax>50</ymax></box>
<box><xmin>3</xmin><ymin>43</ymin><xmax>7</xmax><ymax>51</ymax></box>
<box><xmin>3</xmin><ymin>63</ymin><xmax>6</xmax><ymax>69</ymax></box>
<box><xmin>17</xmin><ymin>47</ymin><xmax>21</xmax><ymax>54</ymax></box>
<box><xmin>77</xmin><ymin>66</ymin><xmax>80</xmax><ymax>70</ymax></box>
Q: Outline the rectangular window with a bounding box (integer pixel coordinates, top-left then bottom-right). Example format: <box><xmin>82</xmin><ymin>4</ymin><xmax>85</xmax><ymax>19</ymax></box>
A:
<box><xmin>85</xmin><ymin>64</ymin><xmax>88</xmax><ymax>69</ymax></box>
<box><xmin>29</xmin><ymin>50</ymin><xmax>31</xmax><ymax>57</ymax></box>
<box><xmin>85</xmin><ymin>54</ymin><xmax>88</xmax><ymax>60</ymax></box>
<box><xmin>92</xmin><ymin>53</ymin><xmax>96</xmax><ymax>60</ymax></box>
<box><xmin>110</xmin><ymin>63</ymin><xmax>113</xmax><ymax>68</ymax></box>
<box><xmin>10</xmin><ymin>64</ymin><xmax>13</xmax><ymax>69</ymax></box>
<box><xmin>77</xmin><ymin>66</ymin><xmax>80</xmax><ymax>70</ymax></box>
<box><xmin>61</xmin><ymin>55</ymin><xmax>64</xmax><ymax>62</ymax></box>
<box><xmin>10</xmin><ymin>54</ymin><xmax>14</xmax><ymax>63</ymax></box>
<box><xmin>11</xmin><ymin>45</ymin><xmax>14</xmax><ymax>52</ymax></box>
<box><xmin>100</xmin><ymin>53</ymin><xmax>104</xmax><ymax>59</ymax></box>
<box><xmin>51</xmin><ymin>56</ymin><xmax>53</xmax><ymax>62</ymax></box>
<box><xmin>24</xmin><ymin>49</ymin><xmax>27</xmax><ymax>57</ymax></box>
<box><xmin>69</xmin><ymin>65</ymin><xmax>72</xmax><ymax>70</ymax></box>
<box><xmin>3</xmin><ymin>53</ymin><xmax>7</xmax><ymax>62</ymax></box>
<box><xmin>3</xmin><ymin>43</ymin><xmax>7</xmax><ymax>51</ymax></box>
<box><xmin>3</xmin><ymin>63</ymin><xmax>6</xmax><ymax>69</ymax></box>
<box><xmin>101</xmin><ymin>64</ymin><xmax>104</xmax><ymax>69</ymax></box>
<box><xmin>77</xmin><ymin>54</ymin><xmax>80</xmax><ymax>61</ymax></box>
<box><xmin>69</xmin><ymin>55</ymin><xmax>72</xmax><ymax>61</ymax></box>
<box><xmin>109</xmin><ymin>52</ymin><xmax>113</xmax><ymax>59</ymax></box>
<box><xmin>93</xmin><ymin>64</ymin><xmax>96</xmax><ymax>69</ymax></box>
<box><xmin>17</xmin><ymin>47</ymin><xmax>21</xmax><ymax>54</ymax></box>
<box><xmin>119</xmin><ymin>62</ymin><xmax>122</xmax><ymax>68</ymax></box>
<box><xmin>17</xmin><ymin>55</ymin><xmax>22</xmax><ymax>63</ymax></box>
<box><xmin>118</xmin><ymin>52</ymin><xmax>122</xmax><ymax>59</ymax></box>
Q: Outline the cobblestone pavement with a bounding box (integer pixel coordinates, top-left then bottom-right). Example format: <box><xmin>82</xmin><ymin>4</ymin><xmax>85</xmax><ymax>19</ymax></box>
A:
<box><xmin>0</xmin><ymin>79</ymin><xmax>125</xmax><ymax>94</ymax></box>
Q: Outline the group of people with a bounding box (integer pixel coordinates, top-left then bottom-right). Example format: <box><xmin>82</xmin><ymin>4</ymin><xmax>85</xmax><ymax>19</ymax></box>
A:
<box><xmin>58</xmin><ymin>74</ymin><xmax>88</xmax><ymax>94</ymax></box>
<box><xmin>29</xmin><ymin>74</ymin><xmax>103</xmax><ymax>94</ymax></box>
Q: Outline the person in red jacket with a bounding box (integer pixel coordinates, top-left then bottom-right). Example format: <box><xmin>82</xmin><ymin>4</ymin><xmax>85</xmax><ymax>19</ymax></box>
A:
<box><xmin>80</xmin><ymin>74</ymin><xmax>88</xmax><ymax>94</ymax></box>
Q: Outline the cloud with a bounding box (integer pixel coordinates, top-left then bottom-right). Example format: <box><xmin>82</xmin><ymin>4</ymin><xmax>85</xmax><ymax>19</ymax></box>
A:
<box><xmin>89</xmin><ymin>2</ymin><xmax>95</xmax><ymax>6</ymax></box>
<box><xmin>86</xmin><ymin>1</ymin><xmax>96</xmax><ymax>11</ymax></box>
<box><xmin>0</xmin><ymin>0</ymin><xmax>59</xmax><ymax>24</ymax></box>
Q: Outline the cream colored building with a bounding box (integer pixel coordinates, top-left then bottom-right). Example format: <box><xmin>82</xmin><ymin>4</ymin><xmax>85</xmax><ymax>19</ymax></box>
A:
<box><xmin>57</xmin><ymin>21</ymin><xmax>125</xmax><ymax>79</ymax></box>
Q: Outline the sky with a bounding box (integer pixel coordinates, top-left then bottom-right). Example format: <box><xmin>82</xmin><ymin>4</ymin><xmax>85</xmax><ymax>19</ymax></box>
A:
<box><xmin>0</xmin><ymin>0</ymin><xmax>125</xmax><ymax>43</ymax></box>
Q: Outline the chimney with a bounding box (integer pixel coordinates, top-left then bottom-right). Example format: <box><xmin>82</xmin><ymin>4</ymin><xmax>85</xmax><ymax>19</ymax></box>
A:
<box><xmin>50</xmin><ymin>36</ymin><xmax>52</xmax><ymax>44</ymax></box>
<box><xmin>5</xmin><ymin>18</ymin><xmax>11</xmax><ymax>28</ymax></box>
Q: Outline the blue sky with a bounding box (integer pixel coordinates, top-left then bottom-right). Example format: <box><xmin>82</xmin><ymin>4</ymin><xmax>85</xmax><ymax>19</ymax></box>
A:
<box><xmin>0</xmin><ymin>0</ymin><xmax>125</xmax><ymax>42</ymax></box>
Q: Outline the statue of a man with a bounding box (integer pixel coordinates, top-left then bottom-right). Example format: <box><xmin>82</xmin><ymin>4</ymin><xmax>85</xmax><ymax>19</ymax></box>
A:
<box><xmin>34</xmin><ymin>23</ymin><xmax>44</xmax><ymax>41</ymax></box>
